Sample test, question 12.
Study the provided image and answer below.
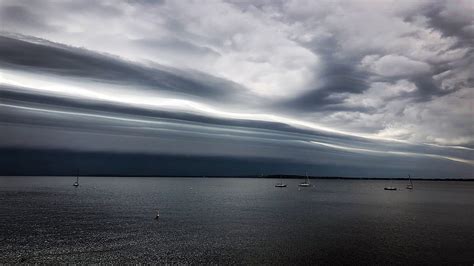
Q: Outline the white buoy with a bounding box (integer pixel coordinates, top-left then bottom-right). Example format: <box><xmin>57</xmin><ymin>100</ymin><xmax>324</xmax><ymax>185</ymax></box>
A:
<box><xmin>155</xmin><ymin>210</ymin><xmax>160</xmax><ymax>220</ymax></box>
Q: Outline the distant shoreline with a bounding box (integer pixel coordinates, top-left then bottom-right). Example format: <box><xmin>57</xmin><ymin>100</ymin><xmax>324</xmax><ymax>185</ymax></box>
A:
<box><xmin>1</xmin><ymin>175</ymin><xmax>473</xmax><ymax>181</ymax></box>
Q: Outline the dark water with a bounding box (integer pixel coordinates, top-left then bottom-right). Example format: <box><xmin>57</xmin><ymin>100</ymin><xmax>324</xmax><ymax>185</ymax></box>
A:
<box><xmin>0</xmin><ymin>177</ymin><xmax>473</xmax><ymax>264</ymax></box>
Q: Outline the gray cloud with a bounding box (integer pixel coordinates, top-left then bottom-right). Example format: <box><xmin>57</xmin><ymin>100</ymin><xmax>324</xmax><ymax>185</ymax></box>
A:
<box><xmin>0</xmin><ymin>5</ymin><xmax>56</xmax><ymax>32</ymax></box>
<box><xmin>0</xmin><ymin>0</ymin><xmax>473</xmax><ymax>177</ymax></box>
<box><xmin>0</xmin><ymin>35</ymin><xmax>253</xmax><ymax>104</ymax></box>
<box><xmin>1</xmin><ymin>82</ymin><xmax>472</xmax><ymax>171</ymax></box>
<box><xmin>278</xmin><ymin>40</ymin><xmax>371</xmax><ymax>112</ymax></box>
<box><xmin>416</xmin><ymin>1</ymin><xmax>474</xmax><ymax>47</ymax></box>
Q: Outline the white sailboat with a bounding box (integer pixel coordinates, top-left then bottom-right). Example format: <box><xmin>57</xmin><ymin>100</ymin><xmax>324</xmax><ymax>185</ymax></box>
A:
<box><xmin>298</xmin><ymin>173</ymin><xmax>311</xmax><ymax>187</ymax></box>
<box><xmin>73</xmin><ymin>175</ymin><xmax>79</xmax><ymax>187</ymax></box>
<box><xmin>384</xmin><ymin>178</ymin><xmax>397</xmax><ymax>190</ymax></box>
<box><xmin>406</xmin><ymin>175</ymin><xmax>413</xmax><ymax>189</ymax></box>
<box><xmin>275</xmin><ymin>176</ymin><xmax>287</xmax><ymax>187</ymax></box>
<box><xmin>73</xmin><ymin>169</ymin><xmax>79</xmax><ymax>187</ymax></box>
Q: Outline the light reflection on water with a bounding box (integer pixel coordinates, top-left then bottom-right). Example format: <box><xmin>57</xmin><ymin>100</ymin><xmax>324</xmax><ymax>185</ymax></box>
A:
<box><xmin>0</xmin><ymin>177</ymin><xmax>473</xmax><ymax>264</ymax></box>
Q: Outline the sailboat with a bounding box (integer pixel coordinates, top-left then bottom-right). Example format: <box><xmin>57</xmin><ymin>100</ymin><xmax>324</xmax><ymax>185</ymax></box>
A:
<box><xmin>384</xmin><ymin>178</ymin><xmax>397</xmax><ymax>190</ymax></box>
<box><xmin>298</xmin><ymin>173</ymin><xmax>311</xmax><ymax>187</ymax></box>
<box><xmin>406</xmin><ymin>175</ymin><xmax>413</xmax><ymax>189</ymax></box>
<box><xmin>275</xmin><ymin>176</ymin><xmax>287</xmax><ymax>187</ymax></box>
<box><xmin>73</xmin><ymin>170</ymin><xmax>79</xmax><ymax>187</ymax></box>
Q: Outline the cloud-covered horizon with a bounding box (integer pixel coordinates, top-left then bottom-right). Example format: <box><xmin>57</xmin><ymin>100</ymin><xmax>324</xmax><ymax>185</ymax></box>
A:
<box><xmin>1</xmin><ymin>0</ymin><xmax>473</xmax><ymax>177</ymax></box>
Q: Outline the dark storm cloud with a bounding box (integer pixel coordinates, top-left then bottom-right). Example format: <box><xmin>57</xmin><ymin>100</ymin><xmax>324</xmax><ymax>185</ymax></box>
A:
<box><xmin>2</xmin><ymin>147</ymin><xmax>471</xmax><ymax>178</ymax></box>
<box><xmin>274</xmin><ymin>34</ymin><xmax>371</xmax><ymax>113</ymax></box>
<box><xmin>0</xmin><ymin>35</ymin><xmax>249</xmax><ymax>102</ymax></box>
<box><xmin>0</xmin><ymin>0</ymin><xmax>473</xmax><ymax>177</ymax></box>
<box><xmin>416</xmin><ymin>2</ymin><xmax>474</xmax><ymax>48</ymax></box>
<box><xmin>0</xmin><ymin>83</ymin><xmax>369</xmax><ymax>144</ymax></box>
<box><xmin>1</xmin><ymin>82</ymin><xmax>472</xmax><ymax>170</ymax></box>
<box><xmin>280</xmin><ymin>57</ymin><xmax>371</xmax><ymax>112</ymax></box>
<box><xmin>389</xmin><ymin>51</ymin><xmax>473</xmax><ymax>102</ymax></box>
<box><xmin>0</xmin><ymin>84</ymin><xmax>298</xmax><ymax>137</ymax></box>
<box><xmin>410</xmin><ymin>76</ymin><xmax>444</xmax><ymax>101</ymax></box>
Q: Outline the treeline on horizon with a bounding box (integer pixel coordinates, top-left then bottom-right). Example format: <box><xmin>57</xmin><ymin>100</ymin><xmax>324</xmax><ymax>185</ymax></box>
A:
<box><xmin>6</xmin><ymin>174</ymin><xmax>473</xmax><ymax>181</ymax></box>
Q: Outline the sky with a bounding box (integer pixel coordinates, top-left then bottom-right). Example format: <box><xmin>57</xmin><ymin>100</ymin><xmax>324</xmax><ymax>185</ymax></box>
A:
<box><xmin>0</xmin><ymin>0</ymin><xmax>473</xmax><ymax>177</ymax></box>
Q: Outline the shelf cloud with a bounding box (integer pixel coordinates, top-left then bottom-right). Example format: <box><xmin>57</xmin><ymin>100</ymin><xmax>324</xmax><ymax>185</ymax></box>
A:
<box><xmin>1</xmin><ymin>0</ymin><xmax>472</xmax><ymax>177</ymax></box>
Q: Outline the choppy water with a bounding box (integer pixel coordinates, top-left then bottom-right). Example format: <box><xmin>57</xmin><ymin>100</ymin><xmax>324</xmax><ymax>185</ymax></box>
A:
<box><xmin>0</xmin><ymin>177</ymin><xmax>473</xmax><ymax>264</ymax></box>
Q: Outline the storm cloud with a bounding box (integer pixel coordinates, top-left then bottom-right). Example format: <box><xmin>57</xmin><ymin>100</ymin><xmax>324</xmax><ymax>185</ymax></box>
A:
<box><xmin>0</xmin><ymin>0</ymin><xmax>472</xmax><ymax>177</ymax></box>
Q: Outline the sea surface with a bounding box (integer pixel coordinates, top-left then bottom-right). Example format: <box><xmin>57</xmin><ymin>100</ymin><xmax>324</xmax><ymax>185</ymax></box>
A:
<box><xmin>0</xmin><ymin>177</ymin><xmax>473</xmax><ymax>264</ymax></box>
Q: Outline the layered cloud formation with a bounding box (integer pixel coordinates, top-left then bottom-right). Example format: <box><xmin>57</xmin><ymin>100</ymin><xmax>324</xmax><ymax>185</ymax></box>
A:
<box><xmin>0</xmin><ymin>0</ymin><xmax>473</xmax><ymax>177</ymax></box>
